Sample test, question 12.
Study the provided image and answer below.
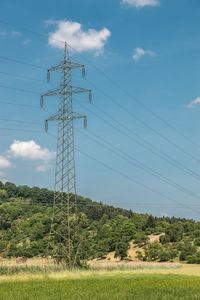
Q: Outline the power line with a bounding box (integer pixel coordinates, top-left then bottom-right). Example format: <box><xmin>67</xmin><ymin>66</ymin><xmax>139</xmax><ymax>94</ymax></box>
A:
<box><xmin>1</xmin><ymin>49</ymin><xmax>199</xmax><ymax>166</ymax></box>
<box><xmin>75</xmin><ymin>147</ymin><xmax>200</xmax><ymax>216</ymax></box>
<box><xmin>0</xmin><ymin>20</ymin><xmax>200</xmax><ymax>218</ymax></box>
<box><xmin>0</xmin><ymin>18</ymin><xmax>199</xmax><ymax>152</ymax></box>
<box><xmin>0</xmin><ymin>127</ymin><xmax>41</xmax><ymax>132</ymax></box>
<box><xmin>0</xmin><ymin>55</ymin><xmax>46</xmax><ymax>70</ymax></box>
<box><xmin>83</xmin><ymin>78</ymin><xmax>200</xmax><ymax>162</ymax></box>
<box><xmin>1</xmin><ymin>67</ymin><xmax>200</xmax><ymax>184</ymax></box>
<box><xmin>76</xmin><ymin>100</ymin><xmax>200</xmax><ymax>182</ymax></box>
<box><xmin>0</xmin><ymin>118</ymin><xmax>42</xmax><ymax>125</ymax></box>
<box><xmin>0</xmin><ymin>99</ymin><xmax>41</xmax><ymax>109</ymax></box>
<box><xmin>0</xmin><ymin>70</ymin><xmax>45</xmax><ymax>82</ymax></box>
<box><xmin>2</xmin><ymin>201</ymin><xmax>200</xmax><ymax>209</ymax></box>
<box><xmin>1</xmin><ymin>78</ymin><xmax>200</xmax><ymax>188</ymax></box>
<box><xmin>0</xmin><ymin>83</ymin><xmax>40</xmax><ymax>95</ymax></box>
<box><xmin>78</xmin><ymin>128</ymin><xmax>200</xmax><ymax>202</ymax></box>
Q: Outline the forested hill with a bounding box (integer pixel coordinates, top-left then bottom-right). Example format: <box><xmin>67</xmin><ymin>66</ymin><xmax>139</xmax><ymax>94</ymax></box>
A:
<box><xmin>0</xmin><ymin>181</ymin><xmax>200</xmax><ymax>264</ymax></box>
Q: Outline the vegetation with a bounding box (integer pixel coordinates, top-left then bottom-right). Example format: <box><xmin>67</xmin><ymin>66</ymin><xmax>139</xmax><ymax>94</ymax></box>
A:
<box><xmin>0</xmin><ymin>181</ymin><xmax>200</xmax><ymax>264</ymax></box>
<box><xmin>0</xmin><ymin>274</ymin><xmax>200</xmax><ymax>300</ymax></box>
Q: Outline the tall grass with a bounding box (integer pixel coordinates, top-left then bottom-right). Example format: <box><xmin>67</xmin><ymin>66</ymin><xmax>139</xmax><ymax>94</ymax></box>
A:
<box><xmin>0</xmin><ymin>265</ymin><xmax>69</xmax><ymax>276</ymax></box>
<box><xmin>0</xmin><ymin>262</ymin><xmax>182</xmax><ymax>276</ymax></box>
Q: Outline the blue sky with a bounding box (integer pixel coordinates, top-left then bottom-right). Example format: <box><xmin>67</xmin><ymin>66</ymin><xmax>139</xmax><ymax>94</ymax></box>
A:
<box><xmin>0</xmin><ymin>0</ymin><xmax>200</xmax><ymax>219</ymax></box>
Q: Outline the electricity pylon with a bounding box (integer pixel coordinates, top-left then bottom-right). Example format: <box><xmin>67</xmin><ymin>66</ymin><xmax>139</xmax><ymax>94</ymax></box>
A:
<box><xmin>40</xmin><ymin>42</ymin><xmax>92</xmax><ymax>266</ymax></box>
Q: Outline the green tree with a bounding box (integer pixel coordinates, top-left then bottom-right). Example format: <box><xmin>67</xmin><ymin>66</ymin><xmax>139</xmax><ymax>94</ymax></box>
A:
<box><xmin>165</xmin><ymin>223</ymin><xmax>183</xmax><ymax>242</ymax></box>
<box><xmin>114</xmin><ymin>238</ymin><xmax>129</xmax><ymax>260</ymax></box>
<box><xmin>120</xmin><ymin>221</ymin><xmax>136</xmax><ymax>240</ymax></box>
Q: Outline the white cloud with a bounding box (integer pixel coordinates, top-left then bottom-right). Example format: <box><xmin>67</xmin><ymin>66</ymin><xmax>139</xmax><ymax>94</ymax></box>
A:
<box><xmin>133</xmin><ymin>47</ymin><xmax>155</xmax><ymax>62</ymax></box>
<box><xmin>122</xmin><ymin>0</ymin><xmax>160</xmax><ymax>8</ymax></box>
<box><xmin>47</xmin><ymin>19</ymin><xmax>111</xmax><ymax>55</ymax></box>
<box><xmin>0</xmin><ymin>156</ymin><xmax>11</xmax><ymax>168</ymax></box>
<box><xmin>10</xmin><ymin>140</ymin><xmax>54</xmax><ymax>161</ymax></box>
<box><xmin>9</xmin><ymin>140</ymin><xmax>55</xmax><ymax>172</ymax></box>
<box><xmin>186</xmin><ymin>97</ymin><xmax>200</xmax><ymax>109</ymax></box>
<box><xmin>36</xmin><ymin>163</ymin><xmax>51</xmax><ymax>172</ymax></box>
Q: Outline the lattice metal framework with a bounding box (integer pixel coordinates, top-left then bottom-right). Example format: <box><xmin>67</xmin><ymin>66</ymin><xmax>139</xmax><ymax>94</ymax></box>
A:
<box><xmin>40</xmin><ymin>43</ymin><xmax>91</xmax><ymax>265</ymax></box>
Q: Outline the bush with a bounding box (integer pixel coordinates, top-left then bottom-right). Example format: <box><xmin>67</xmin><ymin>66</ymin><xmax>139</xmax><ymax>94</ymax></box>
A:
<box><xmin>196</xmin><ymin>252</ymin><xmax>200</xmax><ymax>264</ymax></box>
<box><xmin>179</xmin><ymin>242</ymin><xmax>197</xmax><ymax>261</ymax></box>
<box><xmin>158</xmin><ymin>250</ymin><xmax>171</xmax><ymax>262</ymax></box>
<box><xmin>134</xmin><ymin>233</ymin><xmax>149</xmax><ymax>246</ymax></box>
<box><xmin>165</xmin><ymin>223</ymin><xmax>183</xmax><ymax>242</ymax></box>
<box><xmin>160</xmin><ymin>235</ymin><xmax>170</xmax><ymax>245</ymax></box>
<box><xmin>144</xmin><ymin>243</ymin><xmax>161</xmax><ymax>261</ymax></box>
<box><xmin>187</xmin><ymin>255</ymin><xmax>197</xmax><ymax>264</ymax></box>
<box><xmin>114</xmin><ymin>239</ymin><xmax>129</xmax><ymax>260</ymax></box>
<box><xmin>194</xmin><ymin>238</ymin><xmax>200</xmax><ymax>246</ymax></box>
<box><xmin>136</xmin><ymin>250</ymin><xmax>144</xmax><ymax>261</ymax></box>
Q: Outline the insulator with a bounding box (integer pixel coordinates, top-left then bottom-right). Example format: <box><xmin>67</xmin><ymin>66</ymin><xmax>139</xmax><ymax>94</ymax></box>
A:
<box><xmin>82</xmin><ymin>66</ymin><xmax>85</xmax><ymax>78</ymax></box>
<box><xmin>40</xmin><ymin>96</ymin><xmax>44</xmax><ymax>108</ymax></box>
<box><xmin>45</xmin><ymin>120</ymin><xmax>48</xmax><ymax>132</ymax></box>
<box><xmin>47</xmin><ymin>70</ymin><xmax>50</xmax><ymax>82</ymax></box>
<box><xmin>89</xmin><ymin>91</ymin><xmax>92</xmax><ymax>103</ymax></box>
<box><xmin>84</xmin><ymin>117</ymin><xmax>87</xmax><ymax>129</ymax></box>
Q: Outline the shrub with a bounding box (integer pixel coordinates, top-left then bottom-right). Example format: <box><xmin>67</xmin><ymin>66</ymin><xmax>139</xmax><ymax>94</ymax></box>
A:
<box><xmin>196</xmin><ymin>252</ymin><xmax>200</xmax><ymax>264</ymax></box>
<box><xmin>179</xmin><ymin>242</ymin><xmax>197</xmax><ymax>261</ymax></box>
<box><xmin>136</xmin><ymin>250</ymin><xmax>143</xmax><ymax>261</ymax></box>
<box><xmin>194</xmin><ymin>238</ymin><xmax>200</xmax><ymax>246</ymax></box>
<box><xmin>165</xmin><ymin>223</ymin><xmax>183</xmax><ymax>242</ymax></box>
<box><xmin>134</xmin><ymin>233</ymin><xmax>149</xmax><ymax>246</ymax></box>
<box><xmin>187</xmin><ymin>255</ymin><xmax>197</xmax><ymax>264</ymax></box>
<box><xmin>114</xmin><ymin>239</ymin><xmax>129</xmax><ymax>260</ymax></box>
<box><xmin>158</xmin><ymin>250</ymin><xmax>171</xmax><ymax>262</ymax></box>
<box><xmin>160</xmin><ymin>235</ymin><xmax>170</xmax><ymax>245</ymax></box>
<box><xmin>144</xmin><ymin>243</ymin><xmax>161</xmax><ymax>261</ymax></box>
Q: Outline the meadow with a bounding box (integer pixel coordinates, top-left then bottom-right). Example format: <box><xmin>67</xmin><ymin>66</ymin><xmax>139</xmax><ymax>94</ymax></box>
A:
<box><xmin>1</xmin><ymin>265</ymin><xmax>200</xmax><ymax>300</ymax></box>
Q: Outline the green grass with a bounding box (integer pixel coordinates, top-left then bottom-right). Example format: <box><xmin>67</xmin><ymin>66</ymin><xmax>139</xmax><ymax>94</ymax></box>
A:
<box><xmin>1</xmin><ymin>274</ymin><xmax>200</xmax><ymax>300</ymax></box>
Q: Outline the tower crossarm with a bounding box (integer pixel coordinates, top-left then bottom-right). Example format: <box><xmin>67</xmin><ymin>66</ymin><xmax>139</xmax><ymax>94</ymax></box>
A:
<box><xmin>45</xmin><ymin>112</ymin><xmax>87</xmax><ymax>132</ymax></box>
<box><xmin>40</xmin><ymin>88</ymin><xmax>64</xmax><ymax>108</ymax></box>
<box><xmin>41</xmin><ymin>86</ymin><xmax>92</xmax><ymax>108</ymax></box>
<box><xmin>65</xmin><ymin>85</ymin><xmax>92</xmax><ymax>103</ymax></box>
<box><xmin>47</xmin><ymin>62</ymin><xmax>86</xmax><ymax>82</ymax></box>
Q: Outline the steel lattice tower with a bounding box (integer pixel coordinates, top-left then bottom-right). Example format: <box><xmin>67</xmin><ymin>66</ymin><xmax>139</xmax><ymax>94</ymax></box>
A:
<box><xmin>41</xmin><ymin>43</ymin><xmax>91</xmax><ymax>265</ymax></box>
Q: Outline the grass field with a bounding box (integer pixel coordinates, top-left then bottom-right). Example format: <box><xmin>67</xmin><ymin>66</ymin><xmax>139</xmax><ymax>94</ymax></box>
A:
<box><xmin>1</xmin><ymin>273</ymin><xmax>200</xmax><ymax>300</ymax></box>
<box><xmin>1</xmin><ymin>265</ymin><xmax>200</xmax><ymax>300</ymax></box>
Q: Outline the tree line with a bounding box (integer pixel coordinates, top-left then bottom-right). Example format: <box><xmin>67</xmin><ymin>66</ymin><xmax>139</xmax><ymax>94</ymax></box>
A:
<box><xmin>0</xmin><ymin>181</ymin><xmax>200</xmax><ymax>264</ymax></box>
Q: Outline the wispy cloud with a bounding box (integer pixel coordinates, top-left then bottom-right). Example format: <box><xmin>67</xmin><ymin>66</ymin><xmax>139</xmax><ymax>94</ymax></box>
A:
<box><xmin>36</xmin><ymin>163</ymin><xmax>51</xmax><ymax>172</ymax></box>
<box><xmin>46</xmin><ymin>19</ymin><xmax>111</xmax><ymax>55</ymax></box>
<box><xmin>185</xmin><ymin>97</ymin><xmax>200</xmax><ymax>109</ymax></box>
<box><xmin>133</xmin><ymin>47</ymin><xmax>155</xmax><ymax>62</ymax></box>
<box><xmin>22</xmin><ymin>38</ymin><xmax>30</xmax><ymax>45</ymax></box>
<box><xmin>122</xmin><ymin>0</ymin><xmax>160</xmax><ymax>8</ymax></box>
<box><xmin>0</xmin><ymin>29</ymin><xmax>7</xmax><ymax>37</ymax></box>
<box><xmin>11</xmin><ymin>31</ymin><xmax>22</xmax><ymax>38</ymax></box>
